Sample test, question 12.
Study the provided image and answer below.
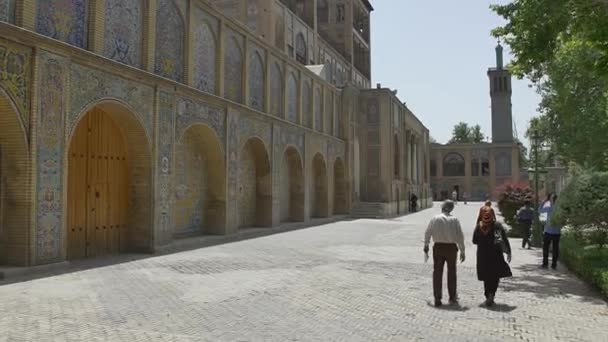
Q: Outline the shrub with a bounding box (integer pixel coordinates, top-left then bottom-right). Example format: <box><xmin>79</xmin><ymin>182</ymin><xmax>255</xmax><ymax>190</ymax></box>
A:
<box><xmin>560</xmin><ymin>233</ymin><xmax>608</xmax><ymax>298</ymax></box>
<box><xmin>496</xmin><ymin>182</ymin><xmax>534</xmax><ymax>237</ymax></box>
<box><xmin>552</xmin><ymin>171</ymin><xmax>608</xmax><ymax>248</ymax></box>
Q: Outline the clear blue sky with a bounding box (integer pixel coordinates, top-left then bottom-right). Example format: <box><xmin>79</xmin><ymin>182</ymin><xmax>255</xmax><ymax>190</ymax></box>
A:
<box><xmin>370</xmin><ymin>0</ymin><xmax>540</xmax><ymax>147</ymax></box>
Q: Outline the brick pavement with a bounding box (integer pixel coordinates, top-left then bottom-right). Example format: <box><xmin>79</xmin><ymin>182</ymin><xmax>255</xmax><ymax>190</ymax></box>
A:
<box><xmin>1</xmin><ymin>203</ymin><xmax>607</xmax><ymax>341</ymax></box>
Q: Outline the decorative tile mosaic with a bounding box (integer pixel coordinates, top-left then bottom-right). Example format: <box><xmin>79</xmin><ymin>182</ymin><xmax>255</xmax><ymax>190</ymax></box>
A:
<box><xmin>104</xmin><ymin>0</ymin><xmax>143</xmax><ymax>67</ymax></box>
<box><xmin>226</xmin><ymin>109</ymin><xmax>239</xmax><ymax>229</ymax></box>
<box><xmin>68</xmin><ymin>63</ymin><xmax>154</xmax><ymax>141</ymax></box>
<box><xmin>248</xmin><ymin>50</ymin><xmax>264</xmax><ymax>112</ymax></box>
<box><xmin>302</xmin><ymin>80</ymin><xmax>312</xmax><ymax>128</ymax></box>
<box><xmin>314</xmin><ymin>87</ymin><xmax>322</xmax><ymax>131</ymax></box>
<box><xmin>0</xmin><ymin>41</ymin><xmax>32</xmax><ymax>132</ymax></box>
<box><xmin>176</xmin><ymin>95</ymin><xmax>225</xmax><ymax>148</ymax></box>
<box><xmin>238</xmin><ymin>115</ymin><xmax>271</xmax><ymax>152</ymax></box>
<box><xmin>36</xmin><ymin>0</ymin><xmax>88</xmax><ymax>48</ymax></box>
<box><xmin>270</xmin><ymin>62</ymin><xmax>283</xmax><ymax>116</ymax></box>
<box><xmin>495</xmin><ymin>150</ymin><xmax>512</xmax><ymax>177</ymax></box>
<box><xmin>224</xmin><ymin>34</ymin><xmax>243</xmax><ymax>103</ymax></box>
<box><xmin>327</xmin><ymin>139</ymin><xmax>345</xmax><ymax>164</ymax></box>
<box><xmin>193</xmin><ymin>6</ymin><xmax>218</xmax><ymax>94</ymax></box>
<box><xmin>36</xmin><ymin>52</ymin><xmax>67</xmax><ymax>264</ymax></box>
<box><xmin>246</xmin><ymin>0</ymin><xmax>258</xmax><ymax>33</ymax></box>
<box><xmin>280</xmin><ymin>124</ymin><xmax>304</xmax><ymax>155</ymax></box>
<box><xmin>155</xmin><ymin>0</ymin><xmax>185</xmax><ymax>82</ymax></box>
<box><xmin>0</xmin><ymin>0</ymin><xmax>15</xmax><ymax>23</ymax></box>
<box><xmin>157</xmin><ymin>91</ymin><xmax>176</xmax><ymax>240</ymax></box>
<box><xmin>286</xmin><ymin>72</ymin><xmax>298</xmax><ymax>123</ymax></box>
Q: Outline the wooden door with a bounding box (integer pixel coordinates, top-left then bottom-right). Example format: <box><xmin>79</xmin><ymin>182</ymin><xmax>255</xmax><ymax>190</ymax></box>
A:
<box><xmin>68</xmin><ymin>108</ymin><xmax>128</xmax><ymax>259</ymax></box>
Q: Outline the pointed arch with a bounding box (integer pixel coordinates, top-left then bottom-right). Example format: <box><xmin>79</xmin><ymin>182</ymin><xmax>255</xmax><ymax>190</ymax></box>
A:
<box><xmin>280</xmin><ymin>146</ymin><xmax>304</xmax><ymax>222</ymax></box>
<box><xmin>311</xmin><ymin>153</ymin><xmax>328</xmax><ymax>218</ymax></box>
<box><xmin>155</xmin><ymin>0</ymin><xmax>185</xmax><ymax>82</ymax></box>
<box><xmin>286</xmin><ymin>72</ymin><xmax>298</xmax><ymax>123</ymax></box>
<box><xmin>270</xmin><ymin>62</ymin><xmax>283</xmax><ymax>116</ymax></box>
<box><xmin>174</xmin><ymin>124</ymin><xmax>226</xmax><ymax>236</ymax></box>
<box><xmin>248</xmin><ymin>50</ymin><xmax>265</xmax><ymax>111</ymax></box>
<box><xmin>238</xmin><ymin>137</ymin><xmax>272</xmax><ymax>227</ymax></box>
<box><xmin>194</xmin><ymin>17</ymin><xmax>217</xmax><ymax>93</ymax></box>
<box><xmin>224</xmin><ymin>36</ymin><xmax>244</xmax><ymax>103</ymax></box>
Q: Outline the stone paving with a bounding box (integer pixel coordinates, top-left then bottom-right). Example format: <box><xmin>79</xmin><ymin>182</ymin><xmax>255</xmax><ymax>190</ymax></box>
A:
<box><xmin>1</xmin><ymin>203</ymin><xmax>607</xmax><ymax>341</ymax></box>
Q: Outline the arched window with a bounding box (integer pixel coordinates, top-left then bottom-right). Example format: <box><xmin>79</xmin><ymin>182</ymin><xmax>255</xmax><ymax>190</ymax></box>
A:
<box><xmin>270</xmin><ymin>62</ymin><xmax>283</xmax><ymax>116</ymax></box>
<box><xmin>317</xmin><ymin>0</ymin><xmax>328</xmax><ymax>23</ymax></box>
<box><xmin>314</xmin><ymin>88</ymin><xmax>322</xmax><ymax>131</ymax></box>
<box><xmin>248</xmin><ymin>51</ymin><xmax>264</xmax><ymax>111</ymax></box>
<box><xmin>287</xmin><ymin>73</ymin><xmax>298</xmax><ymax>123</ymax></box>
<box><xmin>295</xmin><ymin>33</ymin><xmax>307</xmax><ymax>64</ymax></box>
<box><xmin>302</xmin><ymin>81</ymin><xmax>312</xmax><ymax>128</ymax></box>
<box><xmin>471</xmin><ymin>158</ymin><xmax>480</xmax><ymax>177</ymax></box>
<box><xmin>224</xmin><ymin>36</ymin><xmax>243</xmax><ymax>103</ymax></box>
<box><xmin>0</xmin><ymin>0</ymin><xmax>16</xmax><ymax>23</ymax></box>
<box><xmin>155</xmin><ymin>0</ymin><xmax>185</xmax><ymax>82</ymax></box>
<box><xmin>443</xmin><ymin>152</ymin><xmax>465</xmax><ymax>177</ymax></box>
<box><xmin>36</xmin><ymin>0</ymin><xmax>88</xmax><ymax>48</ymax></box>
<box><xmin>481</xmin><ymin>157</ymin><xmax>490</xmax><ymax>176</ymax></box>
<box><xmin>194</xmin><ymin>18</ymin><xmax>217</xmax><ymax>93</ymax></box>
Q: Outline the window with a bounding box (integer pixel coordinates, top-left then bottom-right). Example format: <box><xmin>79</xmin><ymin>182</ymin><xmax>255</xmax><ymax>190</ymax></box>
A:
<box><xmin>481</xmin><ymin>158</ymin><xmax>490</xmax><ymax>176</ymax></box>
<box><xmin>295</xmin><ymin>33</ymin><xmax>307</xmax><ymax>64</ymax></box>
<box><xmin>495</xmin><ymin>152</ymin><xmax>511</xmax><ymax>176</ymax></box>
<box><xmin>443</xmin><ymin>153</ymin><xmax>465</xmax><ymax>177</ymax></box>
<box><xmin>430</xmin><ymin>160</ymin><xmax>437</xmax><ymax>177</ymax></box>
<box><xmin>336</xmin><ymin>4</ymin><xmax>345</xmax><ymax>23</ymax></box>
<box><xmin>471</xmin><ymin>158</ymin><xmax>480</xmax><ymax>177</ymax></box>
<box><xmin>394</xmin><ymin>135</ymin><xmax>400</xmax><ymax>178</ymax></box>
<box><xmin>317</xmin><ymin>0</ymin><xmax>328</xmax><ymax>23</ymax></box>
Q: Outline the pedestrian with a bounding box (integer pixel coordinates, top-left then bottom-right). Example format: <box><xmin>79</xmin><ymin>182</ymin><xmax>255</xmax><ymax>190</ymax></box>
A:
<box><xmin>473</xmin><ymin>205</ymin><xmax>512</xmax><ymax>307</ymax></box>
<box><xmin>539</xmin><ymin>194</ymin><xmax>561</xmax><ymax>269</ymax></box>
<box><xmin>423</xmin><ymin>200</ymin><xmax>466</xmax><ymax>307</ymax></box>
<box><xmin>463</xmin><ymin>192</ymin><xmax>468</xmax><ymax>205</ymax></box>
<box><xmin>516</xmin><ymin>200</ymin><xmax>535</xmax><ymax>249</ymax></box>
<box><xmin>410</xmin><ymin>193</ymin><xmax>418</xmax><ymax>212</ymax></box>
<box><xmin>452</xmin><ymin>190</ymin><xmax>458</xmax><ymax>204</ymax></box>
<box><xmin>476</xmin><ymin>200</ymin><xmax>496</xmax><ymax>226</ymax></box>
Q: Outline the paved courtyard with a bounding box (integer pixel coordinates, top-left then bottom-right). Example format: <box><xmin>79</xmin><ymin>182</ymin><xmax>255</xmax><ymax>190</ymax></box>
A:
<box><xmin>1</xmin><ymin>203</ymin><xmax>607</xmax><ymax>341</ymax></box>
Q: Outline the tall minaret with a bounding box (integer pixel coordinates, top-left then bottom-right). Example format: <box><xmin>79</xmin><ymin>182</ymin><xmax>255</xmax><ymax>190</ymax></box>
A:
<box><xmin>488</xmin><ymin>42</ymin><xmax>514</xmax><ymax>143</ymax></box>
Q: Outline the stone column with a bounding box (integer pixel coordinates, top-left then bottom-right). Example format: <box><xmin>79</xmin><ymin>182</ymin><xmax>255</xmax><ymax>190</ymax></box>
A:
<box><xmin>88</xmin><ymin>0</ymin><xmax>106</xmax><ymax>55</ymax></box>
<box><xmin>142</xmin><ymin>0</ymin><xmax>157</xmax><ymax>72</ymax></box>
<box><xmin>15</xmin><ymin>0</ymin><xmax>36</xmax><ymax>31</ymax></box>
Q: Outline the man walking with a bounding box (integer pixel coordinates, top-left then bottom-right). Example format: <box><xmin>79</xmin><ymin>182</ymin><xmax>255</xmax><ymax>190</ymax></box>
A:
<box><xmin>516</xmin><ymin>200</ymin><xmax>535</xmax><ymax>249</ymax></box>
<box><xmin>424</xmin><ymin>200</ymin><xmax>466</xmax><ymax>307</ymax></box>
<box><xmin>540</xmin><ymin>194</ymin><xmax>561</xmax><ymax>269</ymax></box>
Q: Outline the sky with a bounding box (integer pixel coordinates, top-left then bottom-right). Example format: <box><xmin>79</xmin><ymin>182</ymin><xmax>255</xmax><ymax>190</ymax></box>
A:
<box><xmin>370</xmin><ymin>0</ymin><xmax>541</xmax><ymax>148</ymax></box>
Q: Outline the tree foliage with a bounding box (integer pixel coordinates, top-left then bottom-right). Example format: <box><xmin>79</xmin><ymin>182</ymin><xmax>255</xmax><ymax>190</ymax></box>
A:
<box><xmin>552</xmin><ymin>170</ymin><xmax>608</xmax><ymax>248</ymax></box>
<box><xmin>492</xmin><ymin>0</ymin><xmax>608</xmax><ymax>170</ymax></box>
<box><xmin>496</xmin><ymin>182</ymin><xmax>534</xmax><ymax>237</ymax></box>
<box><xmin>448</xmin><ymin>122</ymin><xmax>486</xmax><ymax>144</ymax></box>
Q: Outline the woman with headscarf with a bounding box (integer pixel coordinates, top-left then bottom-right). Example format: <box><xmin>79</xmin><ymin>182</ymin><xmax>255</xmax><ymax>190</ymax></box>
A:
<box><xmin>473</xmin><ymin>205</ymin><xmax>512</xmax><ymax>306</ymax></box>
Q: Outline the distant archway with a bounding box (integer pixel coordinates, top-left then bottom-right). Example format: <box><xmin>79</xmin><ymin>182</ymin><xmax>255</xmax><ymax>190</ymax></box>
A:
<box><xmin>333</xmin><ymin>157</ymin><xmax>347</xmax><ymax>215</ymax></box>
<box><xmin>280</xmin><ymin>146</ymin><xmax>304</xmax><ymax>222</ymax></box>
<box><xmin>173</xmin><ymin>124</ymin><xmax>226</xmax><ymax>237</ymax></box>
<box><xmin>238</xmin><ymin>138</ymin><xmax>272</xmax><ymax>227</ymax></box>
<box><xmin>443</xmin><ymin>152</ymin><xmax>465</xmax><ymax>177</ymax></box>
<box><xmin>311</xmin><ymin>153</ymin><xmax>328</xmax><ymax>218</ymax></box>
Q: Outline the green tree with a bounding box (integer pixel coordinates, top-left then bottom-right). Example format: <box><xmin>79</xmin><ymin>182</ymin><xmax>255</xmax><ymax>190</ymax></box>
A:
<box><xmin>492</xmin><ymin>0</ymin><xmax>608</xmax><ymax>170</ymax></box>
<box><xmin>470</xmin><ymin>125</ymin><xmax>486</xmax><ymax>143</ymax></box>
<box><xmin>448</xmin><ymin>122</ymin><xmax>486</xmax><ymax>143</ymax></box>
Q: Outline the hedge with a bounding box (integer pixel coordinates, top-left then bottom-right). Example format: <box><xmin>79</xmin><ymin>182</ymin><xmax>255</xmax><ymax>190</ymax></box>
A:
<box><xmin>560</xmin><ymin>233</ymin><xmax>608</xmax><ymax>298</ymax></box>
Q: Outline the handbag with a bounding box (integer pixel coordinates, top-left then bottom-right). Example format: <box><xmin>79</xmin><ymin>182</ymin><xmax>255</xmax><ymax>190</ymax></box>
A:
<box><xmin>493</xmin><ymin>225</ymin><xmax>508</xmax><ymax>254</ymax></box>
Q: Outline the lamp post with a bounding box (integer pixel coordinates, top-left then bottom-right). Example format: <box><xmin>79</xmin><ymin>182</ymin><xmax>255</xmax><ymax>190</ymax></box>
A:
<box><xmin>528</xmin><ymin>129</ymin><xmax>547</xmax><ymax>247</ymax></box>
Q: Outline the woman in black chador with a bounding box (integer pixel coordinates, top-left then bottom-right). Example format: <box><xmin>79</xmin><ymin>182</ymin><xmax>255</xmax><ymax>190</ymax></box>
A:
<box><xmin>473</xmin><ymin>205</ymin><xmax>512</xmax><ymax>306</ymax></box>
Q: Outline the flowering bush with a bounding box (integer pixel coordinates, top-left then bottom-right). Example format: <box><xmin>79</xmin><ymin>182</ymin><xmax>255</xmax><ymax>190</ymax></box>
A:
<box><xmin>496</xmin><ymin>182</ymin><xmax>534</xmax><ymax>237</ymax></box>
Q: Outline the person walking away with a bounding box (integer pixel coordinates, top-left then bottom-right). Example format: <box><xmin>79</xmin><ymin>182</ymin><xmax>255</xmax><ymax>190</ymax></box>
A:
<box><xmin>516</xmin><ymin>200</ymin><xmax>535</xmax><ymax>249</ymax></box>
<box><xmin>463</xmin><ymin>192</ymin><xmax>468</xmax><ymax>205</ymax></box>
<box><xmin>473</xmin><ymin>206</ymin><xmax>512</xmax><ymax>307</ymax></box>
<box><xmin>410</xmin><ymin>194</ymin><xmax>418</xmax><ymax>212</ymax></box>
<box><xmin>424</xmin><ymin>200</ymin><xmax>466</xmax><ymax>307</ymax></box>
<box><xmin>539</xmin><ymin>194</ymin><xmax>561</xmax><ymax>269</ymax></box>
<box><xmin>476</xmin><ymin>200</ymin><xmax>496</xmax><ymax>226</ymax></box>
<box><xmin>451</xmin><ymin>190</ymin><xmax>458</xmax><ymax>204</ymax></box>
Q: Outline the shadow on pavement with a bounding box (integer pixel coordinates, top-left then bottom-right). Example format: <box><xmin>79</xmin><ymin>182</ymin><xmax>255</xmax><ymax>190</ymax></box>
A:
<box><xmin>478</xmin><ymin>303</ymin><xmax>517</xmax><ymax>313</ymax></box>
<box><xmin>426</xmin><ymin>301</ymin><xmax>471</xmax><ymax>312</ymax></box>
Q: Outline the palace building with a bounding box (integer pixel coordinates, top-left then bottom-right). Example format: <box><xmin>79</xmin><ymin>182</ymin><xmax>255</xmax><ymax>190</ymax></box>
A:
<box><xmin>430</xmin><ymin>43</ymin><xmax>524</xmax><ymax>201</ymax></box>
<box><xmin>0</xmin><ymin>0</ymin><xmax>431</xmax><ymax>267</ymax></box>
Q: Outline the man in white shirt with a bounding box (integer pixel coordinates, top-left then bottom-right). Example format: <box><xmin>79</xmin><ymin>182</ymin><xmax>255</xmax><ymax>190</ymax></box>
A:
<box><xmin>424</xmin><ymin>200</ymin><xmax>466</xmax><ymax>306</ymax></box>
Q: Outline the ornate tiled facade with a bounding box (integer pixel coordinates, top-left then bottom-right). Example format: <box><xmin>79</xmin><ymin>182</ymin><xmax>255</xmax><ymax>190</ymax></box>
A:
<box><xmin>0</xmin><ymin>0</ymin><xmax>432</xmax><ymax>267</ymax></box>
<box><xmin>104</xmin><ymin>0</ymin><xmax>143</xmax><ymax>67</ymax></box>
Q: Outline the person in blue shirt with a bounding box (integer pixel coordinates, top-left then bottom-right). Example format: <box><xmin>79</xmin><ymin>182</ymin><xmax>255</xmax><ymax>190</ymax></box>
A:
<box><xmin>516</xmin><ymin>200</ymin><xmax>535</xmax><ymax>249</ymax></box>
<box><xmin>539</xmin><ymin>193</ymin><xmax>561</xmax><ymax>269</ymax></box>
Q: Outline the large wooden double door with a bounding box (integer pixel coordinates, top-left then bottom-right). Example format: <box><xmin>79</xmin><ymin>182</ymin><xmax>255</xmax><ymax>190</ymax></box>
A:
<box><xmin>68</xmin><ymin>109</ymin><xmax>129</xmax><ymax>259</ymax></box>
